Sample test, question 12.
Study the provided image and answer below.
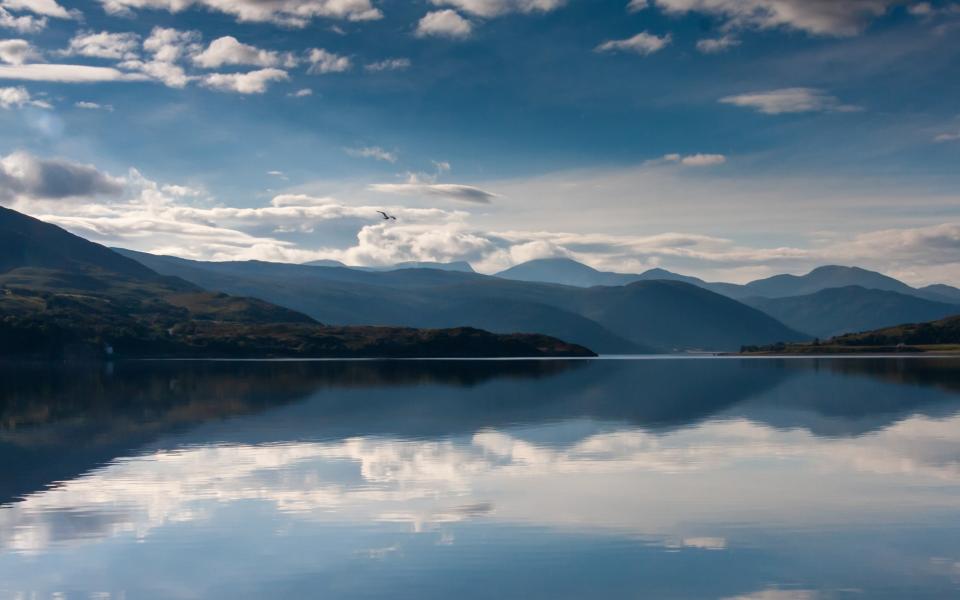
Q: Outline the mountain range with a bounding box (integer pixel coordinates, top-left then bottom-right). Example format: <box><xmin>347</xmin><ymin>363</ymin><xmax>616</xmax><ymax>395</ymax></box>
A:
<box><xmin>116</xmin><ymin>249</ymin><xmax>805</xmax><ymax>353</ymax></box>
<box><xmin>0</xmin><ymin>207</ymin><xmax>591</xmax><ymax>359</ymax></box>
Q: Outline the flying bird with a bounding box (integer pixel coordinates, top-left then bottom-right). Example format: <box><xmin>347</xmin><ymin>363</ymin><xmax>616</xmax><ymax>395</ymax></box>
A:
<box><xmin>377</xmin><ymin>210</ymin><xmax>397</xmax><ymax>220</ymax></box>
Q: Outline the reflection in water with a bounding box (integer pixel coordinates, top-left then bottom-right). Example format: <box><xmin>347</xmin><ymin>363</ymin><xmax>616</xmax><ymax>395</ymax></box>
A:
<box><xmin>1</xmin><ymin>358</ymin><xmax>960</xmax><ymax>599</ymax></box>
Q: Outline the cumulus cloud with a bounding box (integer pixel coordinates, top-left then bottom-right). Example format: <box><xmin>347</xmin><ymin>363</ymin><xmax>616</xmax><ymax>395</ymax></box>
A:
<box><xmin>0</xmin><ymin>63</ymin><xmax>148</xmax><ymax>83</ymax></box>
<box><xmin>115</xmin><ymin>27</ymin><xmax>201</xmax><ymax>87</ymax></box>
<box><xmin>305</xmin><ymin>48</ymin><xmax>351</xmax><ymax>74</ymax></box>
<box><xmin>97</xmin><ymin>0</ymin><xmax>383</xmax><ymax>27</ymax></box>
<box><xmin>638</xmin><ymin>0</ymin><xmax>900</xmax><ymax>36</ymax></box>
<box><xmin>0</xmin><ymin>84</ymin><xmax>47</xmax><ymax>108</ymax></box>
<box><xmin>346</xmin><ymin>146</ymin><xmax>397</xmax><ymax>163</ymax></box>
<box><xmin>202</xmin><ymin>68</ymin><xmax>289</xmax><ymax>94</ymax></box>
<box><xmin>370</xmin><ymin>174</ymin><xmax>498</xmax><ymax>203</ymax></box>
<box><xmin>0</xmin><ymin>38</ymin><xmax>37</xmax><ymax>64</ymax></box>
<box><xmin>696</xmin><ymin>35</ymin><xmax>741</xmax><ymax>53</ymax></box>
<box><xmin>663</xmin><ymin>153</ymin><xmax>727</xmax><ymax>167</ymax></box>
<box><xmin>720</xmin><ymin>88</ymin><xmax>862</xmax><ymax>114</ymax></box>
<box><xmin>596</xmin><ymin>31</ymin><xmax>671</xmax><ymax>55</ymax></box>
<box><xmin>0</xmin><ymin>8</ymin><xmax>43</xmax><ymax>32</ymax></box>
<box><xmin>416</xmin><ymin>10</ymin><xmax>473</xmax><ymax>39</ymax></box>
<box><xmin>0</xmin><ymin>151</ymin><xmax>124</xmax><ymax>203</ymax></box>
<box><xmin>62</xmin><ymin>31</ymin><xmax>141</xmax><ymax>60</ymax></box>
<box><xmin>193</xmin><ymin>36</ymin><xmax>297</xmax><ymax>69</ymax></box>
<box><xmin>365</xmin><ymin>57</ymin><xmax>411</xmax><ymax>72</ymax></box>
<box><xmin>2</xmin><ymin>0</ymin><xmax>75</xmax><ymax>19</ymax></box>
<box><xmin>428</xmin><ymin>0</ymin><xmax>565</xmax><ymax>17</ymax></box>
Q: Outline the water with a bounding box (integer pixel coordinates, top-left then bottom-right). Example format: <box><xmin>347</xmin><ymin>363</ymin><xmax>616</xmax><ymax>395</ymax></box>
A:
<box><xmin>1</xmin><ymin>357</ymin><xmax>959</xmax><ymax>599</ymax></box>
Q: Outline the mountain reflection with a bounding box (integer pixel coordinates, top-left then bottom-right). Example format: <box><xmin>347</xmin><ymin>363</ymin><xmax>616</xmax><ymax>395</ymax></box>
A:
<box><xmin>3</xmin><ymin>358</ymin><xmax>960</xmax><ymax>506</ymax></box>
<box><xmin>1</xmin><ymin>358</ymin><xmax>960</xmax><ymax>598</ymax></box>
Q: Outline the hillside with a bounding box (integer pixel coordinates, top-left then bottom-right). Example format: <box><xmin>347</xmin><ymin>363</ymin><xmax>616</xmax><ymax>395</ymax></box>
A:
<box><xmin>118</xmin><ymin>249</ymin><xmax>806</xmax><ymax>352</ymax></box>
<box><xmin>740</xmin><ymin>265</ymin><xmax>917</xmax><ymax>298</ymax></box>
<box><xmin>0</xmin><ymin>208</ymin><xmax>594</xmax><ymax>359</ymax></box>
<box><xmin>746</xmin><ymin>286</ymin><xmax>960</xmax><ymax>338</ymax></box>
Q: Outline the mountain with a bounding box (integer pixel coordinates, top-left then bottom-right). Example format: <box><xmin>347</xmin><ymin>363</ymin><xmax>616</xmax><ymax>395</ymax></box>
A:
<box><xmin>916</xmin><ymin>284</ymin><xmax>960</xmax><ymax>304</ymax></box>
<box><xmin>0</xmin><ymin>208</ymin><xmax>593</xmax><ymax>359</ymax></box>
<box><xmin>303</xmin><ymin>259</ymin><xmax>475</xmax><ymax>273</ymax></box>
<box><xmin>118</xmin><ymin>249</ymin><xmax>805</xmax><ymax>352</ymax></box>
<box><xmin>495</xmin><ymin>257</ymin><xmax>638</xmax><ymax>287</ymax></box>
<box><xmin>746</xmin><ymin>286</ymin><xmax>960</xmax><ymax>338</ymax></box>
<box><xmin>740</xmin><ymin>265</ymin><xmax>916</xmax><ymax>299</ymax></box>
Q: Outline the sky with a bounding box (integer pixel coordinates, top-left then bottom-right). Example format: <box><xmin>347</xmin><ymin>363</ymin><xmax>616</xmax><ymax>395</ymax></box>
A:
<box><xmin>0</xmin><ymin>0</ymin><xmax>959</xmax><ymax>285</ymax></box>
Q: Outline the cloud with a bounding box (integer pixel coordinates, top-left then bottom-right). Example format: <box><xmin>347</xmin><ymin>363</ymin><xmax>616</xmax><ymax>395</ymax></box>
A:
<box><xmin>97</xmin><ymin>0</ymin><xmax>383</xmax><ymax>27</ymax></box>
<box><xmin>0</xmin><ymin>151</ymin><xmax>124</xmax><ymax>203</ymax></box>
<box><xmin>696</xmin><ymin>35</ymin><xmax>741</xmax><ymax>53</ymax></box>
<box><xmin>2</xmin><ymin>0</ymin><xmax>75</xmax><ymax>19</ymax></box>
<box><xmin>370</xmin><ymin>174</ymin><xmax>498</xmax><ymax>203</ymax></box>
<box><xmin>62</xmin><ymin>31</ymin><xmax>140</xmax><ymax>60</ymax></box>
<box><xmin>289</xmin><ymin>87</ymin><xmax>312</xmax><ymax>97</ymax></box>
<box><xmin>596</xmin><ymin>31</ymin><xmax>671</xmax><ymax>55</ymax></box>
<box><xmin>116</xmin><ymin>27</ymin><xmax>201</xmax><ymax>87</ymax></box>
<box><xmin>0</xmin><ymin>63</ymin><xmax>148</xmax><ymax>83</ymax></box>
<box><xmin>934</xmin><ymin>130</ymin><xmax>960</xmax><ymax>143</ymax></box>
<box><xmin>428</xmin><ymin>0</ymin><xmax>565</xmax><ymax>18</ymax></box>
<box><xmin>306</xmin><ymin>48</ymin><xmax>351</xmax><ymax>74</ymax></box>
<box><xmin>663</xmin><ymin>153</ymin><xmax>728</xmax><ymax>167</ymax></box>
<box><xmin>0</xmin><ymin>38</ymin><xmax>37</xmax><ymax>64</ymax></box>
<box><xmin>0</xmin><ymin>85</ymin><xmax>48</xmax><ymax>108</ymax></box>
<box><xmin>346</xmin><ymin>146</ymin><xmax>397</xmax><ymax>163</ymax></box>
<box><xmin>193</xmin><ymin>36</ymin><xmax>297</xmax><ymax>69</ymax></box>
<box><xmin>720</xmin><ymin>88</ymin><xmax>862</xmax><ymax>114</ymax></box>
<box><xmin>365</xmin><ymin>57</ymin><xmax>411</xmax><ymax>72</ymax></box>
<box><xmin>0</xmin><ymin>7</ymin><xmax>47</xmax><ymax>32</ymax></box>
<box><xmin>201</xmin><ymin>68</ymin><xmax>289</xmax><ymax>94</ymax></box>
<box><xmin>416</xmin><ymin>10</ymin><xmax>473</xmax><ymax>39</ymax></box>
<box><xmin>142</xmin><ymin>26</ymin><xmax>201</xmax><ymax>63</ymax></box>
<box><xmin>640</xmin><ymin>0</ymin><xmax>900</xmax><ymax>36</ymax></box>
<box><xmin>74</xmin><ymin>100</ymin><xmax>114</xmax><ymax>111</ymax></box>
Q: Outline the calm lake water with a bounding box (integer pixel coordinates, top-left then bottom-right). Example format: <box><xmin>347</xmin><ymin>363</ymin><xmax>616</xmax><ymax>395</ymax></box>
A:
<box><xmin>2</xmin><ymin>357</ymin><xmax>960</xmax><ymax>599</ymax></box>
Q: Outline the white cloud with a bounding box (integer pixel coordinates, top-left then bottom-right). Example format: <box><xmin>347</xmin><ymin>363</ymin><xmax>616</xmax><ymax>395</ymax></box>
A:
<box><xmin>370</xmin><ymin>173</ymin><xmax>498</xmax><ymax>203</ymax></box>
<box><xmin>365</xmin><ymin>57</ymin><xmax>411</xmax><ymax>72</ymax></box>
<box><xmin>0</xmin><ymin>7</ymin><xmax>46</xmax><ymax>32</ymax></box>
<box><xmin>720</xmin><ymin>88</ymin><xmax>862</xmax><ymax>114</ymax></box>
<box><xmin>0</xmin><ymin>84</ymin><xmax>47</xmax><ymax>108</ymax></box>
<box><xmin>193</xmin><ymin>36</ymin><xmax>297</xmax><ymax>69</ymax></box>
<box><xmin>63</xmin><ymin>31</ymin><xmax>140</xmax><ymax>60</ymax></box>
<box><xmin>0</xmin><ymin>63</ymin><xmax>148</xmax><ymax>83</ymax></box>
<box><xmin>596</xmin><ymin>31</ymin><xmax>671</xmax><ymax>55</ymax></box>
<box><xmin>74</xmin><ymin>100</ymin><xmax>114</xmax><ymax>111</ymax></box>
<box><xmin>1</xmin><ymin>0</ymin><xmax>75</xmax><ymax>19</ymax></box>
<box><xmin>696</xmin><ymin>35</ymin><xmax>741</xmax><ymax>53</ymax></box>
<box><xmin>416</xmin><ymin>10</ymin><xmax>473</xmax><ymax>39</ymax></box>
<box><xmin>641</xmin><ymin>0</ymin><xmax>900</xmax><ymax>36</ymax></box>
<box><xmin>119</xmin><ymin>58</ymin><xmax>192</xmax><ymax>87</ymax></box>
<box><xmin>0</xmin><ymin>38</ymin><xmax>36</xmax><ymax>64</ymax></box>
<box><xmin>97</xmin><ymin>0</ymin><xmax>382</xmax><ymax>27</ymax></box>
<box><xmin>346</xmin><ymin>146</ymin><xmax>397</xmax><ymax>163</ymax></box>
<box><xmin>142</xmin><ymin>26</ymin><xmax>201</xmax><ymax>63</ymax></box>
<box><xmin>428</xmin><ymin>0</ymin><xmax>565</xmax><ymax>17</ymax></box>
<box><xmin>663</xmin><ymin>153</ymin><xmax>728</xmax><ymax>167</ymax></box>
<box><xmin>289</xmin><ymin>87</ymin><xmax>312</xmax><ymax>97</ymax></box>
<box><xmin>201</xmin><ymin>68</ymin><xmax>289</xmax><ymax>94</ymax></box>
<box><xmin>306</xmin><ymin>48</ymin><xmax>351</xmax><ymax>74</ymax></box>
<box><xmin>0</xmin><ymin>151</ymin><xmax>124</xmax><ymax>202</ymax></box>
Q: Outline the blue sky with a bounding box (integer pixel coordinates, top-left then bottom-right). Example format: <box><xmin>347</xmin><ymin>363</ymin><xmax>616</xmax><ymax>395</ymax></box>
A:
<box><xmin>1</xmin><ymin>0</ymin><xmax>960</xmax><ymax>284</ymax></box>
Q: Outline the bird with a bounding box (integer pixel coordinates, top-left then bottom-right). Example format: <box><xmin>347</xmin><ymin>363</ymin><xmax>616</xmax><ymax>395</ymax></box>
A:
<box><xmin>377</xmin><ymin>210</ymin><xmax>397</xmax><ymax>220</ymax></box>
